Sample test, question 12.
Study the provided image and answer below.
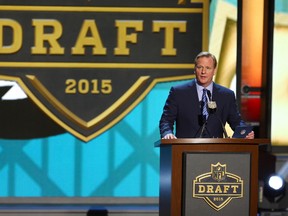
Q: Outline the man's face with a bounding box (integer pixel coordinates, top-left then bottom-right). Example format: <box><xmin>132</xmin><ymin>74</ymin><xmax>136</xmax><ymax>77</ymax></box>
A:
<box><xmin>195</xmin><ymin>56</ymin><xmax>216</xmax><ymax>87</ymax></box>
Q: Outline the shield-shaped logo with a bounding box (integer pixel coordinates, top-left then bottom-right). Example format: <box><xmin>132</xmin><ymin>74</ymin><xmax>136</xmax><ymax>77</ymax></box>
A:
<box><xmin>212</xmin><ymin>162</ymin><xmax>226</xmax><ymax>181</ymax></box>
<box><xmin>193</xmin><ymin>162</ymin><xmax>243</xmax><ymax>211</ymax></box>
<box><xmin>0</xmin><ymin>0</ymin><xmax>208</xmax><ymax>141</ymax></box>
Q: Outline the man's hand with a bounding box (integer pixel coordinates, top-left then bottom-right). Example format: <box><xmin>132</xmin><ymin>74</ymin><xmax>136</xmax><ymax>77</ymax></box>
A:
<box><xmin>162</xmin><ymin>133</ymin><xmax>177</xmax><ymax>139</ymax></box>
<box><xmin>245</xmin><ymin>131</ymin><xmax>255</xmax><ymax>139</ymax></box>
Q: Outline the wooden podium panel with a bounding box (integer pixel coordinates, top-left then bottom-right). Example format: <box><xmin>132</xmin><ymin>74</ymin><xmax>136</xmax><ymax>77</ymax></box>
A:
<box><xmin>155</xmin><ymin>138</ymin><xmax>270</xmax><ymax>216</ymax></box>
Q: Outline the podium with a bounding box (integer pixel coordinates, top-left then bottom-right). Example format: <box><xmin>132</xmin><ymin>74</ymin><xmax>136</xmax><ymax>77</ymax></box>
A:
<box><xmin>155</xmin><ymin>138</ymin><xmax>270</xmax><ymax>216</ymax></box>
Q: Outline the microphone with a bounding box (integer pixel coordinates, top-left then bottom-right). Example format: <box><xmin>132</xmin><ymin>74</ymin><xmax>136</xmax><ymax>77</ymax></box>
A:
<box><xmin>206</xmin><ymin>91</ymin><xmax>229</xmax><ymax>138</ymax></box>
<box><xmin>199</xmin><ymin>115</ymin><xmax>209</xmax><ymax>138</ymax></box>
<box><xmin>207</xmin><ymin>90</ymin><xmax>215</xmax><ymax>112</ymax></box>
<box><xmin>207</xmin><ymin>90</ymin><xmax>212</xmax><ymax>101</ymax></box>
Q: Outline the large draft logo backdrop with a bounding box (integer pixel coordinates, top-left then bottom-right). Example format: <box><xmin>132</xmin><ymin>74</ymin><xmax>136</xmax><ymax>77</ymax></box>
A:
<box><xmin>0</xmin><ymin>0</ymin><xmax>208</xmax><ymax>141</ymax></box>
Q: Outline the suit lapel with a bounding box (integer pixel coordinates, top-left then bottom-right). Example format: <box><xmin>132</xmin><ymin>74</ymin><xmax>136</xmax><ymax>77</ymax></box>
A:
<box><xmin>189</xmin><ymin>79</ymin><xmax>200</xmax><ymax>113</ymax></box>
<box><xmin>211</xmin><ymin>83</ymin><xmax>221</xmax><ymax>102</ymax></box>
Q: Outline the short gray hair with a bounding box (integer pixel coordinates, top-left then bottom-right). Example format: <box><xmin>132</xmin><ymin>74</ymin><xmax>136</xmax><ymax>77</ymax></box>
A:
<box><xmin>194</xmin><ymin>51</ymin><xmax>217</xmax><ymax>68</ymax></box>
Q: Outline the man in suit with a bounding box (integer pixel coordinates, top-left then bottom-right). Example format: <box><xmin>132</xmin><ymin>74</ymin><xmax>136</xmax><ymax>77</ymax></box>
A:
<box><xmin>159</xmin><ymin>51</ymin><xmax>254</xmax><ymax>139</ymax></box>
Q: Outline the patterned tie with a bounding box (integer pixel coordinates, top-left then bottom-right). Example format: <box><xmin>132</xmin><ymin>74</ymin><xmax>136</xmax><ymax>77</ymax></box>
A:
<box><xmin>202</xmin><ymin>88</ymin><xmax>208</xmax><ymax>120</ymax></box>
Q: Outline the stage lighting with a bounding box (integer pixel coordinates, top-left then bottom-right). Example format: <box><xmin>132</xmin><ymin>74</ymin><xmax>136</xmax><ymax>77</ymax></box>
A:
<box><xmin>258</xmin><ymin>158</ymin><xmax>288</xmax><ymax>213</ymax></box>
<box><xmin>264</xmin><ymin>174</ymin><xmax>286</xmax><ymax>203</ymax></box>
<box><xmin>268</xmin><ymin>175</ymin><xmax>284</xmax><ymax>190</ymax></box>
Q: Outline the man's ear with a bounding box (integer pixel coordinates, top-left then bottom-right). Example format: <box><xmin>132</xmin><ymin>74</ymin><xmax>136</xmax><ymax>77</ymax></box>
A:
<box><xmin>213</xmin><ymin>68</ymin><xmax>217</xmax><ymax>76</ymax></box>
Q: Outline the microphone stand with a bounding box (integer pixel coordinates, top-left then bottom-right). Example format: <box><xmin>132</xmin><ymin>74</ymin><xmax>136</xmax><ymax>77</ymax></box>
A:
<box><xmin>208</xmin><ymin>101</ymin><xmax>229</xmax><ymax>138</ymax></box>
<box><xmin>206</xmin><ymin>90</ymin><xmax>229</xmax><ymax>138</ymax></box>
<box><xmin>215</xmin><ymin>113</ymin><xmax>229</xmax><ymax>138</ymax></box>
<box><xmin>199</xmin><ymin>115</ymin><xmax>209</xmax><ymax>138</ymax></box>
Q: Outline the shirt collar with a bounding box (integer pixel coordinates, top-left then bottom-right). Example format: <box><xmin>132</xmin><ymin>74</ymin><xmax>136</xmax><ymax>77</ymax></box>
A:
<box><xmin>196</xmin><ymin>81</ymin><xmax>213</xmax><ymax>93</ymax></box>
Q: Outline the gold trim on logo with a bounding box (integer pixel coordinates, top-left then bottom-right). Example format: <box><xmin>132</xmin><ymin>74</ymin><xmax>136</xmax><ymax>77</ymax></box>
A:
<box><xmin>0</xmin><ymin>62</ymin><xmax>194</xmax><ymax>69</ymax></box>
<box><xmin>26</xmin><ymin>75</ymin><xmax>150</xmax><ymax>129</ymax></box>
<box><xmin>0</xmin><ymin>5</ymin><xmax>202</xmax><ymax>13</ymax></box>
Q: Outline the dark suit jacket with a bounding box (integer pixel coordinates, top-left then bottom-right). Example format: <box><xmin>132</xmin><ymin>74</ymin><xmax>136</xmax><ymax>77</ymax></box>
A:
<box><xmin>159</xmin><ymin>79</ymin><xmax>245</xmax><ymax>138</ymax></box>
